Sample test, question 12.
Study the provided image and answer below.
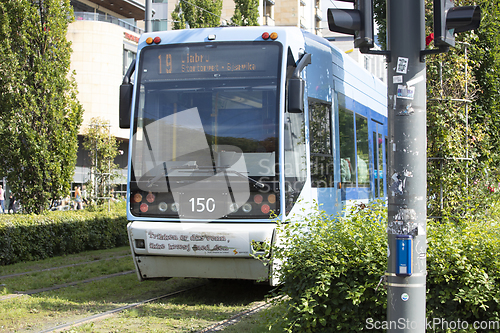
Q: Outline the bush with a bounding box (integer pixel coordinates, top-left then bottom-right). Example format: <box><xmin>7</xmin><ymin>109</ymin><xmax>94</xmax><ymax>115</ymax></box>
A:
<box><xmin>266</xmin><ymin>201</ymin><xmax>500</xmax><ymax>332</ymax></box>
<box><xmin>266</xmin><ymin>201</ymin><xmax>387</xmax><ymax>332</ymax></box>
<box><xmin>0</xmin><ymin>202</ymin><xmax>128</xmax><ymax>266</ymax></box>
<box><xmin>427</xmin><ymin>218</ymin><xmax>500</xmax><ymax>327</ymax></box>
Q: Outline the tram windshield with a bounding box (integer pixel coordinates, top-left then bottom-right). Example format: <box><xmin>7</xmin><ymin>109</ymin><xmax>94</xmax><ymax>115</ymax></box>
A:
<box><xmin>130</xmin><ymin>43</ymin><xmax>282</xmax><ymax>219</ymax></box>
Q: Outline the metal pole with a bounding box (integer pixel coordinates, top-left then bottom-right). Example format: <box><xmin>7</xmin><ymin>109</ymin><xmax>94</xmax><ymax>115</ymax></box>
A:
<box><xmin>386</xmin><ymin>0</ymin><xmax>427</xmax><ymax>330</ymax></box>
<box><xmin>145</xmin><ymin>0</ymin><xmax>152</xmax><ymax>32</ymax></box>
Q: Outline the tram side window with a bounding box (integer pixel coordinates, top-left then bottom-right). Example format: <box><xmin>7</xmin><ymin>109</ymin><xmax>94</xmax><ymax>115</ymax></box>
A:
<box><xmin>339</xmin><ymin>107</ymin><xmax>355</xmax><ymax>187</ymax></box>
<box><xmin>284</xmin><ymin>111</ymin><xmax>306</xmax><ymax>212</ymax></box>
<box><xmin>338</xmin><ymin>101</ymin><xmax>370</xmax><ymax>190</ymax></box>
<box><xmin>356</xmin><ymin>114</ymin><xmax>370</xmax><ymax>187</ymax></box>
<box><xmin>309</xmin><ymin>100</ymin><xmax>333</xmax><ymax>188</ymax></box>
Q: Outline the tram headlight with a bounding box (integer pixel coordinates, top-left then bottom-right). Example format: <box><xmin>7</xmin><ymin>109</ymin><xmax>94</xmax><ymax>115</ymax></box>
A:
<box><xmin>253</xmin><ymin>194</ymin><xmax>263</xmax><ymax>204</ymax></box>
<box><xmin>133</xmin><ymin>193</ymin><xmax>143</xmax><ymax>203</ymax></box>
<box><xmin>229</xmin><ymin>203</ymin><xmax>239</xmax><ymax>213</ymax></box>
<box><xmin>146</xmin><ymin>192</ymin><xmax>155</xmax><ymax>203</ymax></box>
<box><xmin>267</xmin><ymin>194</ymin><xmax>276</xmax><ymax>204</ymax></box>
<box><xmin>135</xmin><ymin>239</ymin><xmax>145</xmax><ymax>249</ymax></box>
<box><xmin>158</xmin><ymin>202</ymin><xmax>168</xmax><ymax>212</ymax></box>
<box><xmin>171</xmin><ymin>203</ymin><xmax>179</xmax><ymax>213</ymax></box>
<box><xmin>242</xmin><ymin>203</ymin><xmax>252</xmax><ymax>213</ymax></box>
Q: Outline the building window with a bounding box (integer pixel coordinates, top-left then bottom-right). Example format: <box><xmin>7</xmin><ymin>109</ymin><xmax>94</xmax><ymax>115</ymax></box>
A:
<box><xmin>152</xmin><ymin>20</ymin><xmax>169</xmax><ymax>31</ymax></box>
<box><xmin>263</xmin><ymin>0</ymin><xmax>274</xmax><ymax>25</ymax></box>
<box><xmin>123</xmin><ymin>48</ymin><xmax>136</xmax><ymax>76</ymax></box>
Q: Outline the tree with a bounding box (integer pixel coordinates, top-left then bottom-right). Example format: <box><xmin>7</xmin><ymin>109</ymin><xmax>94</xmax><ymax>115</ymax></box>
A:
<box><xmin>82</xmin><ymin>118</ymin><xmax>119</xmax><ymax>206</ymax></box>
<box><xmin>0</xmin><ymin>0</ymin><xmax>83</xmax><ymax>214</ymax></box>
<box><xmin>373</xmin><ymin>0</ymin><xmax>500</xmax><ymax>220</ymax></box>
<box><xmin>171</xmin><ymin>0</ymin><xmax>223</xmax><ymax>29</ymax></box>
<box><xmin>468</xmin><ymin>0</ymin><xmax>500</xmax><ymax>168</ymax></box>
<box><xmin>424</xmin><ymin>0</ymin><xmax>500</xmax><ymax>219</ymax></box>
<box><xmin>232</xmin><ymin>0</ymin><xmax>259</xmax><ymax>26</ymax></box>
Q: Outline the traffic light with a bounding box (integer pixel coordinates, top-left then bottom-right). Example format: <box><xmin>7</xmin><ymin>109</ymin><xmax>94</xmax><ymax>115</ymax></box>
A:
<box><xmin>434</xmin><ymin>0</ymin><xmax>481</xmax><ymax>48</ymax></box>
<box><xmin>327</xmin><ymin>0</ymin><xmax>374</xmax><ymax>51</ymax></box>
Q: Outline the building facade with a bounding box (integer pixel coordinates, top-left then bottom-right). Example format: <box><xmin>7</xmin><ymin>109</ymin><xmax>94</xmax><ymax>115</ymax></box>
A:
<box><xmin>67</xmin><ymin>0</ymin><xmax>385</xmax><ymax>199</ymax></box>
<box><xmin>68</xmin><ymin>0</ymin><xmax>146</xmax><ymax>196</ymax></box>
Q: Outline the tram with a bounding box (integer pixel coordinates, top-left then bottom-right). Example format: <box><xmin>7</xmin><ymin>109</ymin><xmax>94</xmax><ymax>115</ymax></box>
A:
<box><xmin>119</xmin><ymin>26</ymin><xmax>387</xmax><ymax>285</ymax></box>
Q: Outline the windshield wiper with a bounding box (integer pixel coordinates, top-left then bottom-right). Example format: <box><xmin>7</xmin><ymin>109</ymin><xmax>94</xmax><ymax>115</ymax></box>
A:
<box><xmin>194</xmin><ymin>166</ymin><xmax>265</xmax><ymax>189</ymax></box>
<box><xmin>147</xmin><ymin>161</ymin><xmax>198</xmax><ymax>188</ymax></box>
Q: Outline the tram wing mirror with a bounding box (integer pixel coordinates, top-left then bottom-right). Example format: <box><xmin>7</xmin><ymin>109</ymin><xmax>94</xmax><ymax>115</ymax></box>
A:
<box><xmin>288</xmin><ymin>53</ymin><xmax>311</xmax><ymax>113</ymax></box>
<box><xmin>119</xmin><ymin>62</ymin><xmax>136</xmax><ymax>129</ymax></box>
<box><xmin>119</xmin><ymin>83</ymin><xmax>133</xmax><ymax>128</ymax></box>
<box><xmin>288</xmin><ymin>79</ymin><xmax>305</xmax><ymax>113</ymax></box>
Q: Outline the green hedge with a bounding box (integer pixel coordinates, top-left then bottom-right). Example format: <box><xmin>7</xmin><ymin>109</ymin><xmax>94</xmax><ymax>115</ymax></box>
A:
<box><xmin>266</xmin><ymin>201</ymin><xmax>500</xmax><ymax>332</ymax></box>
<box><xmin>0</xmin><ymin>206</ymin><xmax>128</xmax><ymax>266</ymax></box>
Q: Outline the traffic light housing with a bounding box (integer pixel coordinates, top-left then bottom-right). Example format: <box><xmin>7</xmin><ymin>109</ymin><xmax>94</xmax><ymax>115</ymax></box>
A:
<box><xmin>327</xmin><ymin>0</ymin><xmax>374</xmax><ymax>51</ymax></box>
<box><xmin>434</xmin><ymin>0</ymin><xmax>481</xmax><ymax>47</ymax></box>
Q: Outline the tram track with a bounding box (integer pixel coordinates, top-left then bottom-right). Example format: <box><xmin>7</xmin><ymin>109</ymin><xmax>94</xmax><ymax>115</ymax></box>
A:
<box><xmin>1</xmin><ymin>248</ymin><xmax>273</xmax><ymax>332</ymax></box>
<box><xmin>0</xmin><ymin>270</ymin><xmax>136</xmax><ymax>302</ymax></box>
<box><xmin>38</xmin><ymin>284</ymin><xmax>207</xmax><ymax>333</ymax></box>
<box><xmin>0</xmin><ymin>254</ymin><xmax>131</xmax><ymax>280</ymax></box>
<box><xmin>14</xmin><ymin>270</ymin><xmax>136</xmax><ymax>296</ymax></box>
<box><xmin>2</xmin><ymin>275</ymin><xmax>271</xmax><ymax>333</ymax></box>
<box><xmin>196</xmin><ymin>300</ymin><xmax>272</xmax><ymax>332</ymax></box>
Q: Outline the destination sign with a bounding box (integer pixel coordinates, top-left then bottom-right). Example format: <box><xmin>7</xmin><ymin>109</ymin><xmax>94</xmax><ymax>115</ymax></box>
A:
<box><xmin>140</xmin><ymin>43</ymin><xmax>281</xmax><ymax>80</ymax></box>
<box><xmin>158</xmin><ymin>52</ymin><xmax>257</xmax><ymax>74</ymax></box>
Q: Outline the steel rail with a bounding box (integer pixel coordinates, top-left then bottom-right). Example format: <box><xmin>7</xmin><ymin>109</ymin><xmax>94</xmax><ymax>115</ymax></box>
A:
<box><xmin>38</xmin><ymin>284</ymin><xmax>206</xmax><ymax>333</ymax></box>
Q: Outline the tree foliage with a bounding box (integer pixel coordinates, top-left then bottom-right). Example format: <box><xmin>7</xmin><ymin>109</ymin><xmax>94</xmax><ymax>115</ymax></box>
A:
<box><xmin>82</xmin><ymin>118</ymin><xmax>119</xmax><ymax>206</ymax></box>
<box><xmin>374</xmin><ymin>0</ymin><xmax>500</xmax><ymax>220</ymax></box>
<box><xmin>231</xmin><ymin>0</ymin><xmax>259</xmax><ymax>26</ymax></box>
<box><xmin>425</xmin><ymin>0</ymin><xmax>500</xmax><ymax>219</ymax></box>
<box><xmin>468</xmin><ymin>0</ymin><xmax>500</xmax><ymax>167</ymax></box>
<box><xmin>373</xmin><ymin>0</ymin><xmax>386</xmax><ymax>50</ymax></box>
<box><xmin>171</xmin><ymin>0</ymin><xmax>223</xmax><ymax>29</ymax></box>
<box><xmin>0</xmin><ymin>0</ymin><xmax>83</xmax><ymax>214</ymax></box>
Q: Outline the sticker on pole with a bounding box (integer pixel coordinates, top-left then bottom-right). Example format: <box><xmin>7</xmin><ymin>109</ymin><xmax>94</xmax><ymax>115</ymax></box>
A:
<box><xmin>397</xmin><ymin>85</ymin><xmax>415</xmax><ymax>100</ymax></box>
<box><xmin>396</xmin><ymin>57</ymin><xmax>409</xmax><ymax>74</ymax></box>
<box><xmin>401</xmin><ymin>293</ymin><xmax>409</xmax><ymax>302</ymax></box>
<box><xmin>393</xmin><ymin>75</ymin><xmax>403</xmax><ymax>84</ymax></box>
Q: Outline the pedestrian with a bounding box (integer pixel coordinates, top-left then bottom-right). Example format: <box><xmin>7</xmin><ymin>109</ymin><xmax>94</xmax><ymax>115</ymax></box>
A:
<box><xmin>0</xmin><ymin>185</ymin><xmax>5</xmax><ymax>213</ymax></box>
<box><xmin>81</xmin><ymin>185</ymin><xmax>88</xmax><ymax>206</ymax></box>
<box><xmin>75</xmin><ymin>186</ymin><xmax>83</xmax><ymax>210</ymax></box>
<box><xmin>8</xmin><ymin>194</ymin><xmax>16</xmax><ymax>213</ymax></box>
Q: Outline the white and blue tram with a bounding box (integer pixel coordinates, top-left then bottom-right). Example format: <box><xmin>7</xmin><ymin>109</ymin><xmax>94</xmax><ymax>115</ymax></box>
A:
<box><xmin>119</xmin><ymin>26</ymin><xmax>387</xmax><ymax>284</ymax></box>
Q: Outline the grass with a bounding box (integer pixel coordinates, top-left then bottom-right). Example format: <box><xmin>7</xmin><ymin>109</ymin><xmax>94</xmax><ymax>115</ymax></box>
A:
<box><xmin>1</xmin><ymin>256</ymin><xmax>133</xmax><ymax>293</ymax></box>
<box><xmin>0</xmin><ymin>246</ymin><xmax>131</xmax><ymax>278</ymax></box>
<box><xmin>0</xmin><ymin>247</ymin><xmax>278</xmax><ymax>333</ymax></box>
<box><xmin>220</xmin><ymin>304</ymin><xmax>287</xmax><ymax>333</ymax></box>
<box><xmin>71</xmin><ymin>281</ymin><xmax>277</xmax><ymax>333</ymax></box>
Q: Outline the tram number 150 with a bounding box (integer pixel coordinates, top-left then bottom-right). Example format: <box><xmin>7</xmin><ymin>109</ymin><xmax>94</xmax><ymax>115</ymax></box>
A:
<box><xmin>189</xmin><ymin>197</ymin><xmax>216</xmax><ymax>213</ymax></box>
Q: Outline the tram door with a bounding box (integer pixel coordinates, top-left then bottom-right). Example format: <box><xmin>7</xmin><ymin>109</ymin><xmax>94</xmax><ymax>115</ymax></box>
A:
<box><xmin>371</xmin><ymin>121</ymin><xmax>386</xmax><ymax>199</ymax></box>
